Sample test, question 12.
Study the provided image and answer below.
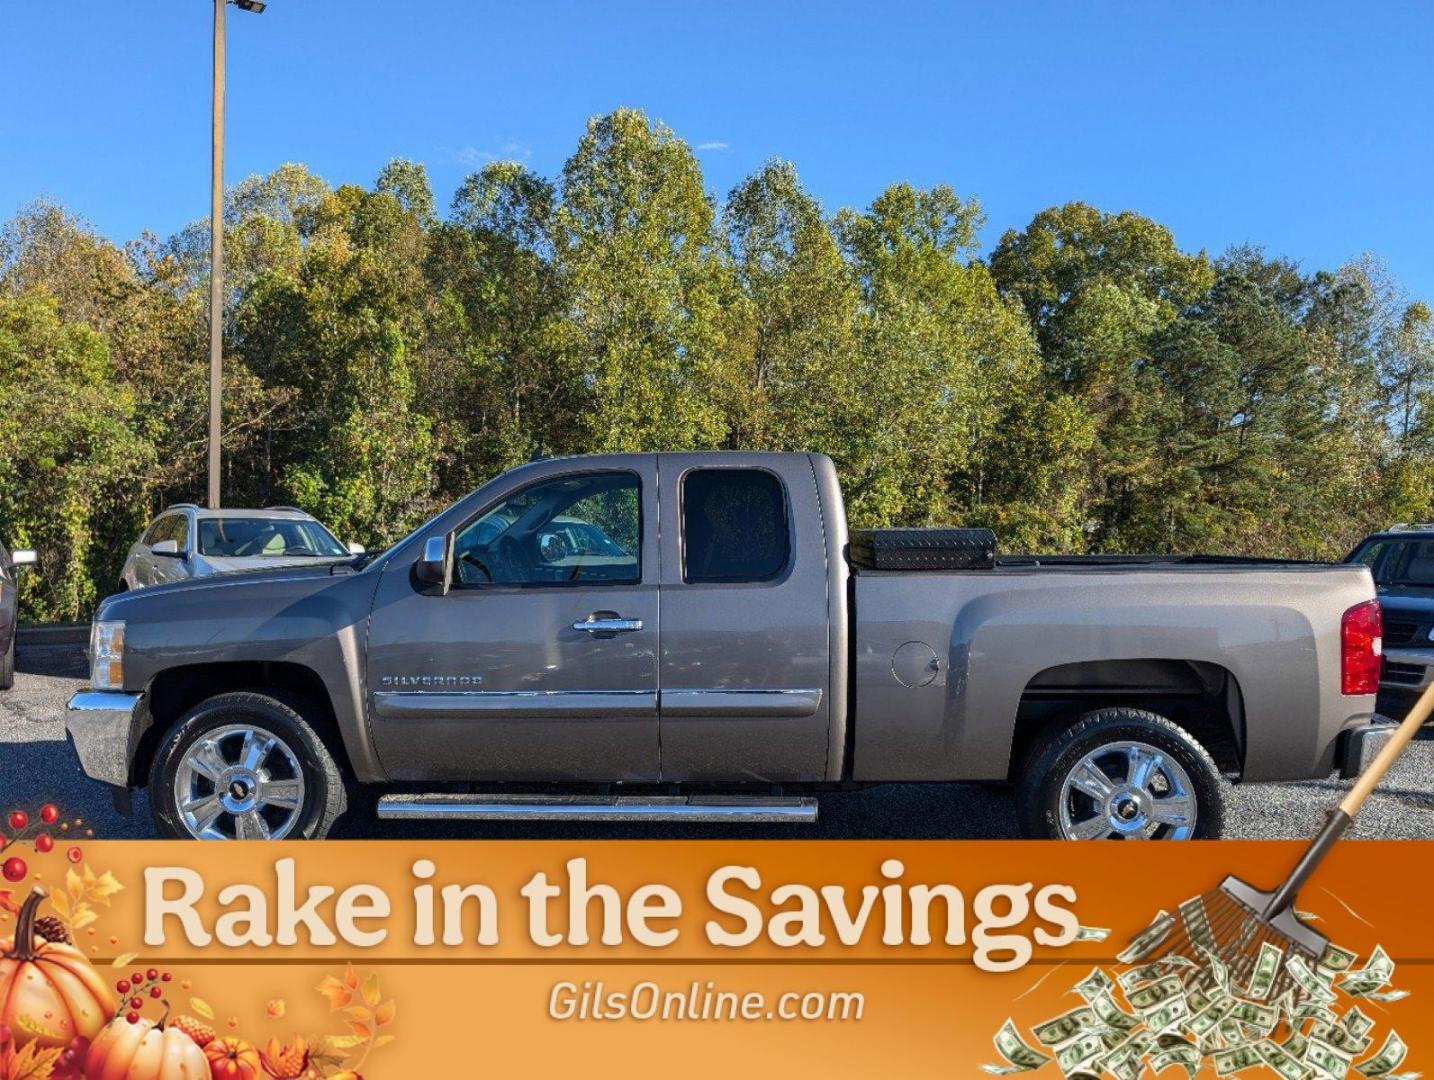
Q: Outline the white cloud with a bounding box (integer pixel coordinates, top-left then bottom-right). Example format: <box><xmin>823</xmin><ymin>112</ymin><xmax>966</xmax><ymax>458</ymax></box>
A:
<box><xmin>450</xmin><ymin>141</ymin><xmax>533</xmax><ymax>167</ymax></box>
<box><xmin>696</xmin><ymin>140</ymin><xmax>729</xmax><ymax>151</ymax></box>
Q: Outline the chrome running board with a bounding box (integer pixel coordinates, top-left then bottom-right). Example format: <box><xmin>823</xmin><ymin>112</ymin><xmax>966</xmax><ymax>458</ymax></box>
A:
<box><xmin>376</xmin><ymin>793</ymin><xmax>818</xmax><ymax>823</ymax></box>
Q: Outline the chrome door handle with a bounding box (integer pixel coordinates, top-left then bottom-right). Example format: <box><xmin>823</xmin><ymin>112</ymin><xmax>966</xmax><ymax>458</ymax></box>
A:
<box><xmin>573</xmin><ymin>616</ymin><xmax>644</xmax><ymax>634</ymax></box>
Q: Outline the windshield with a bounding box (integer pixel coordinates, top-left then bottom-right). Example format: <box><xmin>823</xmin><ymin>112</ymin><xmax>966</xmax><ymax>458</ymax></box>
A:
<box><xmin>197</xmin><ymin>518</ymin><xmax>348</xmax><ymax>558</ymax></box>
<box><xmin>1350</xmin><ymin>538</ymin><xmax>1434</xmax><ymax>588</ymax></box>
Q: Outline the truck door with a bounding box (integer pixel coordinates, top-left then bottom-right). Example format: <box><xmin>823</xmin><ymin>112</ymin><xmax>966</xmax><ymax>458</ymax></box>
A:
<box><xmin>365</xmin><ymin>460</ymin><xmax>661</xmax><ymax>782</ymax></box>
<box><xmin>656</xmin><ymin>453</ymin><xmax>833</xmax><ymax>782</ymax></box>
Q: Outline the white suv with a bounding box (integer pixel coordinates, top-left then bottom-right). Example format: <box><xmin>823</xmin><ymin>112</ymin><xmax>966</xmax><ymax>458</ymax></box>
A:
<box><xmin>118</xmin><ymin>505</ymin><xmax>363</xmax><ymax>591</ymax></box>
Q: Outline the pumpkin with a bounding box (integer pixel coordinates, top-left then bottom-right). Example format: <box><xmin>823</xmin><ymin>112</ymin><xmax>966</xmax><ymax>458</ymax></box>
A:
<box><xmin>204</xmin><ymin>1036</ymin><xmax>263</xmax><ymax>1080</ymax></box>
<box><xmin>0</xmin><ymin>887</ymin><xmax>115</xmax><ymax>1050</ymax></box>
<box><xmin>85</xmin><ymin>1014</ymin><xmax>209</xmax><ymax>1080</ymax></box>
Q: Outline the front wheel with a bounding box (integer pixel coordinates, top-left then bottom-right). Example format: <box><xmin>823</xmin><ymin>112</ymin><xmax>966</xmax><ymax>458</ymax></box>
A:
<box><xmin>149</xmin><ymin>692</ymin><xmax>347</xmax><ymax>840</ymax></box>
<box><xmin>1016</xmin><ymin>708</ymin><xmax>1224</xmax><ymax>840</ymax></box>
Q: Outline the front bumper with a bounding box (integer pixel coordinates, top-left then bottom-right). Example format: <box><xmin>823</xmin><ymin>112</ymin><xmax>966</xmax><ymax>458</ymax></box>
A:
<box><xmin>65</xmin><ymin>690</ymin><xmax>143</xmax><ymax>788</ymax></box>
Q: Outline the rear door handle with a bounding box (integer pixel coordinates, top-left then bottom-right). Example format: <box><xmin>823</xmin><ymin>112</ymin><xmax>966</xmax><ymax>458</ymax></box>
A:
<box><xmin>573</xmin><ymin>614</ymin><xmax>644</xmax><ymax>635</ymax></box>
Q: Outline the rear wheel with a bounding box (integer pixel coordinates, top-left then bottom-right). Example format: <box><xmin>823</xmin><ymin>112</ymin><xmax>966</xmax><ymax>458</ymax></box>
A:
<box><xmin>149</xmin><ymin>692</ymin><xmax>346</xmax><ymax>839</ymax></box>
<box><xmin>1017</xmin><ymin>707</ymin><xmax>1223</xmax><ymax>840</ymax></box>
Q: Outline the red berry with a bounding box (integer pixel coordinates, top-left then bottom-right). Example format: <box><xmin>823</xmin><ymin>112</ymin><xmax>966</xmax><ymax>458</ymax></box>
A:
<box><xmin>66</xmin><ymin>846</ymin><xmax>82</xmax><ymax>864</ymax></box>
<box><xmin>150</xmin><ymin>986</ymin><xmax>162</xmax><ymax>999</ymax></box>
<box><xmin>116</xmin><ymin>980</ymin><xmax>130</xmax><ymax>994</ymax></box>
<box><xmin>131</xmin><ymin>972</ymin><xmax>143</xmax><ymax>986</ymax></box>
<box><xmin>35</xmin><ymin>833</ymin><xmax>53</xmax><ymax>853</ymax></box>
<box><xmin>2</xmin><ymin>857</ymin><xmax>26</xmax><ymax>882</ymax></box>
<box><xmin>7</xmin><ymin>811</ymin><xmax>27</xmax><ymax>832</ymax></box>
<box><xmin>161</xmin><ymin>972</ymin><xmax>172</xmax><ymax>982</ymax></box>
<box><xmin>146</xmin><ymin>967</ymin><xmax>158</xmax><ymax>981</ymax></box>
<box><xmin>129</xmin><ymin>997</ymin><xmax>143</xmax><ymax>1010</ymax></box>
<box><xmin>40</xmin><ymin>805</ymin><xmax>58</xmax><ymax>824</ymax></box>
<box><xmin>126</xmin><ymin>1011</ymin><xmax>139</xmax><ymax>1025</ymax></box>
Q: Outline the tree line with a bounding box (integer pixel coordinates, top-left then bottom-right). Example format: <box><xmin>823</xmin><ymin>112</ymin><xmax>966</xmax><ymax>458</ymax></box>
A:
<box><xmin>2</xmin><ymin>108</ymin><xmax>1431</xmax><ymax>621</ymax></box>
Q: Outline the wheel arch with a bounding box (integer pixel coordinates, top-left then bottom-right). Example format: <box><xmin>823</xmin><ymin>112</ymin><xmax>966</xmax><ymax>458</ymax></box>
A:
<box><xmin>1007</xmin><ymin>658</ymin><xmax>1245</xmax><ymax>780</ymax></box>
<box><xmin>133</xmin><ymin>661</ymin><xmax>355</xmax><ymax>788</ymax></box>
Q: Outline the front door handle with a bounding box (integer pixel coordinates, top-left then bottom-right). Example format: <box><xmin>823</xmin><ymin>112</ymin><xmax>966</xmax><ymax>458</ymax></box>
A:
<box><xmin>573</xmin><ymin>613</ymin><xmax>644</xmax><ymax>635</ymax></box>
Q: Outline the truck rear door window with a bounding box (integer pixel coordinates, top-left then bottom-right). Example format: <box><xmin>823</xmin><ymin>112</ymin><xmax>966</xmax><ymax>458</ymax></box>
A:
<box><xmin>682</xmin><ymin>468</ymin><xmax>790</xmax><ymax>583</ymax></box>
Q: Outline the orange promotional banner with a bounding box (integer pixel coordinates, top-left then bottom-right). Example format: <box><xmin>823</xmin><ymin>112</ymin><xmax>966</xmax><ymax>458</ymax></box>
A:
<box><xmin>0</xmin><ymin>838</ymin><xmax>1428</xmax><ymax>1078</ymax></box>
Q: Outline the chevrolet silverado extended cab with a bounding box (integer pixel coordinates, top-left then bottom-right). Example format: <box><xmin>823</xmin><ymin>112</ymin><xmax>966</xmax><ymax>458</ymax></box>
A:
<box><xmin>65</xmin><ymin>452</ymin><xmax>1390</xmax><ymax>840</ymax></box>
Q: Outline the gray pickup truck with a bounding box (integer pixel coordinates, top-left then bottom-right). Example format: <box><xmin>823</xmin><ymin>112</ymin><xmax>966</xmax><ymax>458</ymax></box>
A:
<box><xmin>65</xmin><ymin>452</ymin><xmax>1388</xmax><ymax>841</ymax></box>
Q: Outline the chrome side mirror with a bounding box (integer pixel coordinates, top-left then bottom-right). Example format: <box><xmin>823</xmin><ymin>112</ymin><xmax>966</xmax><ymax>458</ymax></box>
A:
<box><xmin>10</xmin><ymin>549</ymin><xmax>36</xmax><ymax>567</ymax></box>
<box><xmin>151</xmin><ymin>539</ymin><xmax>185</xmax><ymax>558</ymax></box>
<box><xmin>415</xmin><ymin>535</ymin><xmax>451</xmax><ymax>591</ymax></box>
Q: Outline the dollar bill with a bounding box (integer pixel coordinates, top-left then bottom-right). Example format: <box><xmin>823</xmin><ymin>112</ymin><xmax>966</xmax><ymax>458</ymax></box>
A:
<box><xmin>1314</xmin><ymin>1020</ymin><xmax>1374</xmax><ymax>1056</ymax></box>
<box><xmin>1294</xmin><ymin>1000</ymin><xmax>1340</xmax><ymax>1028</ymax></box>
<box><xmin>1283</xmin><ymin>1031</ymin><xmax>1310</xmax><ymax>1060</ymax></box>
<box><xmin>1320</xmin><ymin>943</ymin><xmax>1358</xmax><ymax>973</ymax></box>
<box><xmin>1343</xmin><ymin>1007</ymin><xmax>1375</xmax><ymax>1040</ymax></box>
<box><xmin>1229</xmin><ymin>999</ymin><xmax>1279</xmax><ymax>1033</ymax></box>
<box><xmin>1363</xmin><ymin>989</ymin><xmax>1409</xmax><ymax>1003</ymax></box>
<box><xmin>1179</xmin><ymin>895</ymin><xmax>1216</xmax><ymax>951</ymax></box>
<box><xmin>1076</xmin><ymin>925</ymin><xmax>1112</xmax><ymax>942</ymax></box>
<box><xmin>985</xmin><ymin>1019</ymin><xmax>1053</xmax><ymax>1074</ymax></box>
<box><xmin>1307</xmin><ymin>1037</ymin><xmax>1355</xmax><ymax>1079</ymax></box>
<box><xmin>1214</xmin><ymin>1044</ymin><xmax>1264</xmax><ymax>1076</ymax></box>
<box><xmin>1356</xmin><ymin>1032</ymin><xmax>1408</xmax><ymax>1078</ymax></box>
<box><xmin>1120</xmin><ymin>962</ymin><xmax>1172</xmax><ymax>992</ymax></box>
<box><xmin>1188</xmin><ymin>998</ymin><xmax>1237</xmax><ymax>1039</ymax></box>
<box><xmin>1146</xmin><ymin>996</ymin><xmax>1191</xmax><ymax>1034</ymax></box>
<box><xmin>1033</xmin><ymin>1006</ymin><xmax>1099</xmax><ymax>1047</ymax></box>
<box><xmin>1260</xmin><ymin>1039</ymin><xmax>1313</xmax><ymax>1080</ymax></box>
<box><xmin>1091</xmin><ymin>991</ymin><xmax>1141</xmax><ymax>1034</ymax></box>
<box><xmin>1245</xmin><ymin>941</ymin><xmax>1284</xmax><ymax>1001</ymax></box>
<box><xmin>1288</xmin><ymin>955</ymin><xmax>1339</xmax><ymax>1005</ymax></box>
<box><xmin>1128</xmin><ymin>974</ymin><xmax>1185</xmax><ymax>1014</ymax></box>
<box><xmin>1340</xmin><ymin>947</ymin><xmax>1395</xmax><ymax>997</ymax></box>
<box><xmin>1200</xmin><ymin>945</ymin><xmax>1233</xmax><ymax>993</ymax></box>
<box><xmin>1118</xmin><ymin>911</ymin><xmax>1176</xmax><ymax>964</ymax></box>
<box><xmin>1074</xmin><ymin>967</ymin><xmax>1115</xmax><ymax>1002</ymax></box>
<box><xmin>1056</xmin><ymin>1033</ymin><xmax>1107</xmax><ymax>1076</ymax></box>
<box><xmin>1152</xmin><ymin>1044</ymin><xmax>1201</xmax><ymax>1079</ymax></box>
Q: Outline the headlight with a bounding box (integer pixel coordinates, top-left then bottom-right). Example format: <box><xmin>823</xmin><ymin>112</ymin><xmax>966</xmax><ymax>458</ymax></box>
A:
<box><xmin>90</xmin><ymin>620</ymin><xmax>125</xmax><ymax>691</ymax></box>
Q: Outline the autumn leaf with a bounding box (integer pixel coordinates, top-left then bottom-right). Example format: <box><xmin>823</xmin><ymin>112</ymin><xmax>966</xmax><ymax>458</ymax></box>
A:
<box><xmin>2</xmin><ymin>1041</ymin><xmax>64</xmax><ymax>1080</ymax></box>
<box><xmin>373</xmin><ymin>1034</ymin><xmax>396</xmax><ymax>1049</ymax></box>
<box><xmin>0</xmin><ymin>890</ymin><xmax>19</xmax><ymax>917</ymax></box>
<box><xmin>315</xmin><ymin>975</ymin><xmax>353</xmax><ymax>1011</ymax></box>
<box><xmin>342</xmin><ymin>1006</ymin><xmax>371</xmax><ymax>1025</ymax></box>
<box><xmin>110</xmin><ymin>952</ymin><xmax>138</xmax><ymax>968</ymax></box>
<box><xmin>342</xmin><ymin>963</ymin><xmax>359</xmax><ymax>990</ymax></box>
<box><xmin>190</xmin><ymin>997</ymin><xmax>215</xmax><ymax>1020</ymax></box>
<box><xmin>265</xmin><ymin>999</ymin><xmax>285</xmax><ymax>1019</ymax></box>
<box><xmin>373</xmin><ymin>1000</ymin><xmax>395</xmax><ymax>1027</ymax></box>
<box><xmin>344</xmin><ymin>1020</ymin><xmax>372</xmax><ymax>1040</ymax></box>
<box><xmin>360</xmin><ymin>972</ymin><xmax>381</xmax><ymax>1008</ymax></box>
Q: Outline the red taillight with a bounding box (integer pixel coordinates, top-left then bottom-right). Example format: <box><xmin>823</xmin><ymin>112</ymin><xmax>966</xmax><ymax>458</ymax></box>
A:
<box><xmin>1341</xmin><ymin>599</ymin><xmax>1382</xmax><ymax>696</ymax></box>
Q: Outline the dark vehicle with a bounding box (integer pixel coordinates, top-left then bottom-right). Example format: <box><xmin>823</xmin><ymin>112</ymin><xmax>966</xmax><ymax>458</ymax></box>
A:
<box><xmin>67</xmin><ymin>453</ymin><xmax>1387</xmax><ymax>841</ymax></box>
<box><xmin>1347</xmin><ymin>524</ymin><xmax>1434</xmax><ymax>716</ymax></box>
<box><xmin>0</xmin><ymin>541</ymin><xmax>37</xmax><ymax>690</ymax></box>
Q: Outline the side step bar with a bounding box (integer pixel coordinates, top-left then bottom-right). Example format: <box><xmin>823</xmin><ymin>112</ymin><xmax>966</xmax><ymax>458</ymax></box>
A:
<box><xmin>376</xmin><ymin>793</ymin><xmax>818</xmax><ymax>824</ymax></box>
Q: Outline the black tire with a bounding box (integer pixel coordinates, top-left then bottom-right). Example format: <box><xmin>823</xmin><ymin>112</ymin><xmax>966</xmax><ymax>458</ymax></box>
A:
<box><xmin>1016</xmin><ymin>707</ymin><xmax>1224</xmax><ymax>840</ymax></box>
<box><xmin>149</xmin><ymin>691</ymin><xmax>347</xmax><ymax>840</ymax></box>
<box><xmin>0</xmin><ymin>628</ymin><xmax>14</xmax><ymax>690</ymax></box>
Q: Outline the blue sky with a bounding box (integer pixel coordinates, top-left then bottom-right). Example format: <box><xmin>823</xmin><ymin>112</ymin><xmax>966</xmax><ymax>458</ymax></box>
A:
<box><xmin>4</xmin><ymin>1</ymin><xmax>1432</xmax><ymax>299</ymax></box>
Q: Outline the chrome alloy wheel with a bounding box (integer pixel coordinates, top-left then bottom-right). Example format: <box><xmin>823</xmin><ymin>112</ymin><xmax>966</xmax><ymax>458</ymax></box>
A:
<box><xmin>172</xmin><ymin>723</ymin><xmax>305</xmax><ymax>839</ymax></box>
<box><xmin>1057</xmin><ymin>739</ymin><xmax>1197</xmax><ymax>840</ymax></box>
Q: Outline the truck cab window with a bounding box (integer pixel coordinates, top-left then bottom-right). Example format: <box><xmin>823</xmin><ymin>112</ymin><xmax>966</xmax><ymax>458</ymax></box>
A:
<box><xmin>682</xmin><ymin>468</ymin><xmax>790</xmax><ymax>583</ymax></box>
<box><xmin>452</xmin><ymin>472</ymin><xmax>641</xmax><ymax>586</ymax></box>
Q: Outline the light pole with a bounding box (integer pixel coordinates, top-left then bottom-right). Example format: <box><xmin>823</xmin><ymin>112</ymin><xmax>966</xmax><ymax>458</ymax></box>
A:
<box><xmin>208</xmin><ymin>0</ymin><xmax>265</xmax><ymax>509</ymax></box>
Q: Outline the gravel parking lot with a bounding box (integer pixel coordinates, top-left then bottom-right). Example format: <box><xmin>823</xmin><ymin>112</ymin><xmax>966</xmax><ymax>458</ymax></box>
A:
<box><xmin>3</xmin><ymin>642</ymin><xmax>1431</xmax><ymax>840</ymax></box>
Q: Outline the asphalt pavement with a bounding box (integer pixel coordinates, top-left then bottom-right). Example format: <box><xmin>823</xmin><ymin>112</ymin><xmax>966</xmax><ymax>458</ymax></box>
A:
<box><xmin>2</xmin><ymin>643</ymin><xmax>1431</xmax><ymax>841</ymax></box>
